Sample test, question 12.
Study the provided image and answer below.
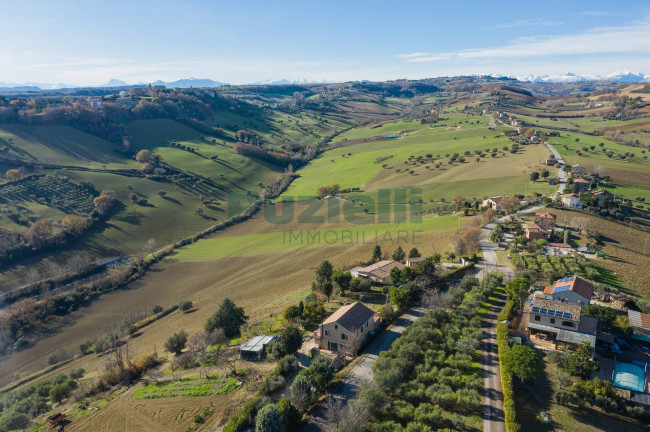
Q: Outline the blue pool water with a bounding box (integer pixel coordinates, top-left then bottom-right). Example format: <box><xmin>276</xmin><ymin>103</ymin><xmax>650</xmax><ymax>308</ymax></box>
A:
<box><xmin>612</xmin><ymin>362</ymin><xmax>646</xmax><ymax>392</ymax></box>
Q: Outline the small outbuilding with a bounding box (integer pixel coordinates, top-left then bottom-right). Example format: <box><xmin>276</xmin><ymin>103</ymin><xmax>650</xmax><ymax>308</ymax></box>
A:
<box><xmin>240</xmin><ymin>335</ymin><xmax>277</xmax><ymax>361</ymax></box>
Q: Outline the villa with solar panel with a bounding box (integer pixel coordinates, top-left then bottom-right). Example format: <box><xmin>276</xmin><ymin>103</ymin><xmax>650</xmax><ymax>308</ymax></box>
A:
<box><xmin>523</xmin><ymin>298</ymin><xmax>599</xmax><ymax>351</ymax></box>
<box><xmin>543</xmin><ymin>276</ymin><xmax>594</xmax><ymax>307</ymax></box>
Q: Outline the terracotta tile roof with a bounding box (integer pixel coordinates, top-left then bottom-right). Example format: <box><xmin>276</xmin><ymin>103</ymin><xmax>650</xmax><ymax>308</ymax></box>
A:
<box><xmin>628</xmin><ymin>310</ymin><xmax>650</xmax><ymax>331</ymax></box>
<box><xmin>526</xmin><ymin>223</ymin><xmax>548</xmax><ymax>233</ymax></box>
<box><xmin>323</xmin><ymin>302</ymin><xmax>377</xmax><ymax>331</ymax></box>
<box><xmin>547</xmin><ymin>243</ymin><xmax>571</xmax><ymax>248</ymax></box>
<box><xmin>358</xmin><ymin>260</ymin><xmax>404</xmax><ymax>279</ymax></box>
<box><xmin>543</xmin><ymin>276</ymin><xmax>594</xmax><ymax>300</ymax></box>
<box><xmin>536</xmin><ymin>212</ymin><xmax>556</xmax><ymax>220</ymax></box>
<box><xmin>406</xmin><ymin>257</ymin><xmax>426</xmax><ymax>265</ymax></box>
<box><xmin>592</xmin><ymin>189</ymin><xmax>611</xmax><ymax>196</ymax></box>
<box><xmin>489</xmin><ymin>196</ymin><xmax>507</xmax><ymax>204</ymax></box>
<box><xmin>562</xmin><ymin>193</ymin><xmax>580</xmax><ymax>198</ymax></box>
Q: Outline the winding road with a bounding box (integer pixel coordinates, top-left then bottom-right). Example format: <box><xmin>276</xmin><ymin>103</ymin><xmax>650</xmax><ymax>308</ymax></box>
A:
<box><xmin>480</xmin><ymin>139</ymin><xmax>565</xmax><ymax>432</ymax></box>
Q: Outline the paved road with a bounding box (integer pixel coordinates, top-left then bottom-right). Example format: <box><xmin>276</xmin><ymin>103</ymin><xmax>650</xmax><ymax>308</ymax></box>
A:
<box><xmin>479</xmin><ymin>164</ymin><xmax>566</xmax><ymax>432</ymax></box>
<box><xmin>300</xmin><ymin>308</ymin><xmax>427</xmax><ymax>432</ymax></box>
<box><xmin>481</xmin><ymin>290</ymin><xmax>507</xmax><ymax>432</ymax></box>
<box><xmin>475</xmin><ymin>118</ymin><xmax>569</xmax><ymax>432</ymax></box>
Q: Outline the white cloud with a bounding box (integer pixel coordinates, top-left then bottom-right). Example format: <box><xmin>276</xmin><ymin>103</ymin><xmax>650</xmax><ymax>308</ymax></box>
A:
<box><xmin>396</xmin><ymin>53</ymin><xmax>431</xmax><ymax>59</ymax></box>
<box><xmin>400</xmin><ymin>15</ymin><xmax>650</xmax><ymax>62</ymax></box>
<box><xmin>484</xmin><ymin>19</ymin><xmax>564</xmax><ymax>29</ymax></box>
<box><xmin>577</xmin><ymin>11</ymin><xmax>610</xmax><ymax>17</ymax></box>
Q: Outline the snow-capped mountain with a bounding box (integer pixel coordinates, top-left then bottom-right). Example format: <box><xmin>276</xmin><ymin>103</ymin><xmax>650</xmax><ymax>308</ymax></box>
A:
<box><xmin>104</xmin><ymin>79</ymin><xmax>128</xmax><ymax>87</ymax></box>
<box><xmin>519</xmin><ymin>70</ymin><xmax>650</xmax><ymax>83</ymax></box>
<box><xmin>250</xmin><ymin>78</ymin><xmax>336</xmax><ymax>85</ymax></box>
<box><xmin>151</xmin><ymin>78</ymin><xmax>228</xmax><ymax>88</ymax></box>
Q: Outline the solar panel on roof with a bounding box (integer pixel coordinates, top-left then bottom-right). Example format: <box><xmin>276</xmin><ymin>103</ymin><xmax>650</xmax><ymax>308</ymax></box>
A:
<box><xmin>532</xmin><ymin>306</ymin><xmax>540</xmax><ymax>313</ymax></box>
<box><xmin>557</xmin><ymin>285</ymin><xmax>571</xmax><ymax>293</ymax></box>
<box><xmin>563</xmin><ymin>313</ymin><xmax>572</xmax><ymax>319</ymax></box>
<box><xmin>540</xmin><ymin>308</ymin><xmax>548</xmax><ymax>314</ymax></box>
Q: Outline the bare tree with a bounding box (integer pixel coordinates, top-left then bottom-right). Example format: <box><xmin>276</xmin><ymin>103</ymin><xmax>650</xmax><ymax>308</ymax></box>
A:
<box><xmin>501</xmin><ymin>196</ymin><xmax>520</xmax><ymax>215</ymax></box>
<box><xmin>147</xmin><ymin>367</ymin><xmax>163</xmax><ymax>383</ymax></box>
<box><xmin>323</xmin><ymin>397</ymin><xmax>343</xmax><ymax>431</ymax></box>
<box><xmin>342</xmin><ymin>331</ymin><xmax>363</xmax><ymax>358</ymax></box>
<box><xmin>291</xmin><ymin>383</ymin><xmax>311</xmax><ymax>412</ymax></box>
<box><xmin>143</xmin><ymin>238</ymin><xmax>156</xmax><ymax>254</ymax></box>
<box><xmin>421</xmin><ymin>288</ymin><xmax>453</xmax><ymax>309</ymax></box>
<box><xmin>24</xmin><ymin>268</ymin><xmax>41</xmax><ymax>285</ymax></box>
<box><xmin>337</xmin><ymin>402</ymin><xmax>370</xmax><ymax>432</ymax></box>
<box><xmin>66</xmin><ymin>254</ymin><xmax>92</xmax><ymax>273</ymax></box>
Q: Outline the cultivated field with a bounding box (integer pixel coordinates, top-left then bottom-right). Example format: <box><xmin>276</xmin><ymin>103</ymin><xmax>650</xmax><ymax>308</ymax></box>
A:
<box><xmin>285</xmin><ymin>115</ymin><xmax>556</xmax><ymax>200</ymax></box>
<box><xmin>542</xmin><ymin>207</ymin><xmax>650</xmax><ymax>298</ymax></box>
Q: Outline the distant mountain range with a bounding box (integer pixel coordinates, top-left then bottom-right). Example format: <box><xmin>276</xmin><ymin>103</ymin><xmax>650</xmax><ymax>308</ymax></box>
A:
<box><xmin>1</xmin><ymin>71</ymin><xmax>648</xmax><ymax>91</ymax></box>
<box><xmin>518</xmin><ymin>70</ymin><xmax>650</xmax><ymax>83</ymax></box>
<box><xmin>0</xmin><ymin>78</ymin><xmax>230</xmax><ymax>91</ymax></box>
<box><xmin>250</xmin><ymin>78</ymin><xmax>335</xmax><ymax>86</ymax></box>
<box><xmin>0</xmin><ymin>77</ymin><xmax>336</xmax><ymax>91</ymax></box>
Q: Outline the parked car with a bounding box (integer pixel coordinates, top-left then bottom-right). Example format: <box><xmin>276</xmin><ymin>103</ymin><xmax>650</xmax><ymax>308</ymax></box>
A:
<box><xmin>617</xmin><ymin>339</ymin><xmax>632</xmax><ymax>351</ymax></box>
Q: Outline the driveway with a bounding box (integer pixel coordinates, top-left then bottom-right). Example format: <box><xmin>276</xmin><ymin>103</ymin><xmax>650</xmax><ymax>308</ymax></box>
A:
<box><xmin>544</xmin><ymin>141</ymin><xmax>566</xmax><ymax>197</ymax></box>
<box><xmin>300</xmin><ymin>308</ymin><xmax>426</xmax><ymax>432</ymax></box>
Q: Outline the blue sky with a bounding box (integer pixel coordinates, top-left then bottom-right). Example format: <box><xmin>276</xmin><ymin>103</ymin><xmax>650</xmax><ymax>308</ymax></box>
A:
<box><xmin>2</xmin><ymin>0</ymin><xmax>650</xmax><ymax>85</ymax></box>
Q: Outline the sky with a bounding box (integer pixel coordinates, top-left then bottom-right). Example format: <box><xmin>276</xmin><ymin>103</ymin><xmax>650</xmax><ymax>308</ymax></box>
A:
<box><xmin>2</xmin><ymin>0</ymin><xmax>650</xmax><ymax>86</ymax></box>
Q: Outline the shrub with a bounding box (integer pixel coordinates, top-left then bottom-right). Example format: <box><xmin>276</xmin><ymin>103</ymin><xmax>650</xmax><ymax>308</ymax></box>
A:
<box><xmin>79</xmin><ymin>341</ymin><xmax>92</xmax><ymax>354</ymax></box>
<box><xmin>263</xmin><ymin>375</ymin><xmax>287</xmax><ymax>395</ymax></box>
<box><xmin>0</xmin><ymin>412</ymin><xmax>30</xmax><ymax>432</ymax></box>
<box><xmin>279</xmin><ymin>355</ymin><xmax>299</xmax><ymax>376</ymax></box>
<box><xmin>49</xmin><ymin>382</ymin><xmax>71</xmax><ymax>403</ymax></box>
<box><xmin>46</xmin><ymin>353</ymin><xmax>59</xmax><ymax>366</ymax></box>
<box><xmin>179</xmin><ymin>300</ymin><xmax>193</xmax><ymax>312</ymax></box>
<box><xmin>290</xmin><ymin>376</ymin><xmax>312</xmax><ymax>413</ymax></box>
<box><xmin>69</xmin><ymin>368</ymin><xmax>85</xmax><ymax>379</ymax></box>
<box><xmin>280</xmin><ymin>326</ymin><xmax>303</xmax><ymax>355</ymax></box>
<box><xmin>255</xmin><ymin>403</ymin><xmax>284</xmax><ymax>432</ymax></box>
<box><xmin>152</xmin><ymin>305</ymin><xmax>163</xmax><ymax>314</ymax></box>
<box><xmin>164</xmin><ymin>330</ymin><xmax>188</xmax><ymax>354</ymax></box>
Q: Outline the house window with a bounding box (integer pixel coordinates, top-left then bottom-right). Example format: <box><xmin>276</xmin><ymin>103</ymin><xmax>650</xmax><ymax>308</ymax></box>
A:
<box><xmin>550</xmin><ymin>318</ymin><xmax>556</xmax><ymax>324</ymax></box>
<box><xmin>334</xmin><ymin>324</ymin><xmax>338</xmax><ymax>329</ymax></box>
<box><xmin>324</xmin><ymin>329</ymin><xmax>329</xmax><ymax>336</ymax></box>
<box><xmin>534</xmin><ymin>315</ymin><xmax>540</xmax><ymax>321</ymax></box>
<box><xmin>562</xmin><ymin>321</ymin><xmax>573</xmax><ymax>327</ymax></box>
<box><xmin>341</xmin><ymin>333</ymin><xmax>348</xmax><ymax>340</ymax></box>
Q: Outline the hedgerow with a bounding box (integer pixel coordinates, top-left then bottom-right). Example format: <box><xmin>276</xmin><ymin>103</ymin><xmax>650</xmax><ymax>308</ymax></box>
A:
<box><xmin>497</xmin><ymin>298</ymin><xmax>519</xmax><ymax>432</ymax></box>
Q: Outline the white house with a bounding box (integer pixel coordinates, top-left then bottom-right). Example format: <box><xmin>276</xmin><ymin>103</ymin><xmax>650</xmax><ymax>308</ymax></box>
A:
<box><xmin>543</xmin><ymin>276</ymin><xmax>594</xmax><ymax>307</ymax></box>
<box><xmin>561</xmin><ymin>193</ymin><xmax>580</xmax><ymax>208</ymax></box>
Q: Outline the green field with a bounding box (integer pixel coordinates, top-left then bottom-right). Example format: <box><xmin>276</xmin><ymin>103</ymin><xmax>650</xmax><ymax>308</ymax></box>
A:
<box><xmin>169</xmin><ymin>212</ymin><xmax>463</xmax><ymax>262</ymax></box>
<box><xmin>284</xmin><ymin>115</ymin><xmax>556</xmax><ymax>200</ymax></box>
<box><xmin>0</xmin><ymin>124</ymin><xmax>138</xmax><ymax>169</ymax></box>
<box><xmin>132</xmin><ymin>376</ymin><xmax>239</xmax><ymax>399</ymax></box>
<box><xmin>0</xmin><ymin>118</ymin><xmax>282</xmax><ymax>288</ymax></box>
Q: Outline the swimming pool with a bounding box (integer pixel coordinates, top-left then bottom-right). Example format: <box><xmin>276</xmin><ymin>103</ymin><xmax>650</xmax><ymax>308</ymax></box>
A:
<box><xmin>612</xmin><ymin>362</ymin><xmax>646</xmax><ymax>392</ymax></box>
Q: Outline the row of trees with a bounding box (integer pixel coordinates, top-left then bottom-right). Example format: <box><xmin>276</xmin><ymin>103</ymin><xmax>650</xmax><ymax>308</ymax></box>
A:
<box><xmin>359</xmin><ymin>274</ymin><xmax>504</xmax><ymax>431</ymax></box>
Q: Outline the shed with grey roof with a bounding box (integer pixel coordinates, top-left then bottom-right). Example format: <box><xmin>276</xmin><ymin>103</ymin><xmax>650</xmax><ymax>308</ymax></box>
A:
<box><xmin>240</xmin><ymin>335</ymin><xmax>277</xmax><ymax>361</ymax></box>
